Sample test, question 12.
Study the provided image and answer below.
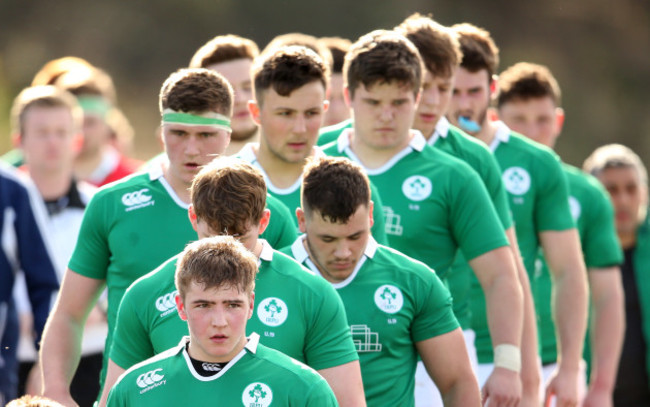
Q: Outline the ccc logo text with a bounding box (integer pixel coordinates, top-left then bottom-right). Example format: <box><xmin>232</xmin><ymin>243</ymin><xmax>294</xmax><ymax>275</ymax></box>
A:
<box><xmin>136</xmin><ymin>368</ymin><xmax>165</xmax><ymax>388</ymax></box>
<box><xmin>122</xmin><ymin>188</ymin><xmax>152</xmax><ymax>207</ymax></box>
<box><xmin>156</xmin><ymin>291</ymin><xmax>178</xmax><ymax>313</ymax></box>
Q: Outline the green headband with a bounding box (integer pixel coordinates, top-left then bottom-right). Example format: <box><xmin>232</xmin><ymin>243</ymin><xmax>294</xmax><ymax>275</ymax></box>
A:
<box><xmin>77</xmin><ymin>95</ymin><xmax>111</xmax><ymax>119</ymax></box>
<box><xmin>161</xmin><ymin>109</ymin><xmax>231</xmax><ymax>132</ymax></box>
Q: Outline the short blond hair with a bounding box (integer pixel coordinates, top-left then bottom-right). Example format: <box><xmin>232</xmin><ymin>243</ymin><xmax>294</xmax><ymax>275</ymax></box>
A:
<box><xmin>10</xmin><ymin>85</ymin><xmax>82</xmax><ymax>135</ymax></box>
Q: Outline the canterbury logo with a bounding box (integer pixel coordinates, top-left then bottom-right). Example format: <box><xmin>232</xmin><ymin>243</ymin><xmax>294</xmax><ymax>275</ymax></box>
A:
<box><xmin>156</xmin><ymin>291</ymin><xmax>178</xmax><ymax>312</ymax></box>
<box><xmin>136</xmin><ymin>368</ymin><xmax>164</xmax><ymax>388</ymax></box>
<box><xmin>122</xmin><ymin>188</ymin><xmax>152</xmax><ymax>207</ymax></box>
<box><xmin>201</xmin><ymin>363</ymin><xmax>222</xmax><ymax>372</ymax></box>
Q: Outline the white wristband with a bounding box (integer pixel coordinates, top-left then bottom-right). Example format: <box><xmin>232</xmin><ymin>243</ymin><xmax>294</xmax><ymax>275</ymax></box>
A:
<box><xmin>493</xmin><ymin>344</ymin><xmax>521</xmax><ymax>373</ymax></box>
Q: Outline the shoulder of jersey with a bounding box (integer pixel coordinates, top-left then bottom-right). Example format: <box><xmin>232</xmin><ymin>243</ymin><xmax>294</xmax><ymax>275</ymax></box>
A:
<box><xmin>253</xmin><ymin>342</ymin><xmax>325</xmax><ymax>383</ymax></box>
<box><xmin>267</xmin><ymin>250</ymin><xmax>317</xmax><ymax>278</ymax></box>
<box><xmin>125</xmin><ymin>254</ymin><xmax>180</xmax><ymax>296</ymax></box>
<box><xmin>92</xmin><ymin>170</ymin><xmax>152</xmax><ymax>198</ymax></box>
<box><xmin>447</xmin><ymin>124</ymin><xmax>493</xmax><ymax>154</ymax></box>
<box><xmin>506</xmin><ymin>131</ymin><xmax>560</xmax><ymax>161</ymax></box>
<box><xmin>371</xmin><ymin>244</ymin><xmax>437</xmax><ymax>276</ymax></box>
<box><xmin>318</xmin><ymin>119</ymin><xmax>353</xmax><ymax>136</ymax></box>
<box><xmin>114</xmin><ymin>341</ymin><xmax>182</xmax><ymax>387</ymax></box>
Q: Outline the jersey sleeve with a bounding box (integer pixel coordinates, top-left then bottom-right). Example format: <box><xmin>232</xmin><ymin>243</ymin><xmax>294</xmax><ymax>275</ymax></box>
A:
<box><xmin>67</xmin><ymin>191</ymin><xmax>111</xmax><ymax>279</ymax></box>
<box><xmin>303</xmin><ymin>278</ymin><xmax>359</xmax><ymax>370</ymax></box>
<box><xmin>369</xmin><ymin>181</ymin><xmax>388</xmax><ymax>245</ymax></box>
<box><xmin>534</xmin><ymin>155</ymin><xmax>575</xmax><ymax>232</ymax></box>
<box><xmin>263</xmin><ymin>194</ymin><xmax>299</xmax><ymax>250</ymax></box>
<box><xmin>110</xmin><ymin>283</ymin><xmax>156</xmax><ymax>369</ymax></box>
<box><xmin>581</xmin><ymin>182</ymin><xmax>623</xmax><ymax>268</ymax></box>
<box><xmin>411</xmin><ymin>266</ymin><xmax>459</xmax><ymax>342</ymax></box>
<box><xmin>106</xmin><ymin>377</ymin><xmax>129</xmax><ymax>407</ymax></box>
<box><xmin>449</xmin><ymin>165</ymin><xmax>509</xmax><ymax>261</ymax></box>
<box><xmin>301</xmin><ymin>375</ymin><xmax>340</xmax><ymax>406</ymax></box>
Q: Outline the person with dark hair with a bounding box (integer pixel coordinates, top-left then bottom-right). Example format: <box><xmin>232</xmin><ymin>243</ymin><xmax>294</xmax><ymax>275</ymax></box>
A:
<box><xmin>283</xmin><ymin>155</ymin><xmax>480</xmax><ymax>406</ymax></box>
<box><xmin>447</xmin><ymin>23</ymin><xmax>589</xmax><ymax>407</ymax></box>
<box><xmin>99</xmin><ymin>157</ymin><xmax>364</xmax><ymax>407</ymax></box>
<box><xmin>106</xmin><ymin>236</ymin><xmax>338</xmax><ymax>407</ymax></box>
<box><xmin>498</xmin><ymin>62</ymin><xmax>624</xmax><ymax>407</ymax></box>
<box><xmin>322</xmin><ymin>29</ymin><xmax>523</xmax><ymax>406</ymax></box>
<box><xmin>584</xmin><ymin>144</ymin><xmax>650</xmax><ymax>406</ymax></box>
<box><xmin>190</xmin><ymin>34</ymin><xmax>261</xmax><ymax>155</ymax></box>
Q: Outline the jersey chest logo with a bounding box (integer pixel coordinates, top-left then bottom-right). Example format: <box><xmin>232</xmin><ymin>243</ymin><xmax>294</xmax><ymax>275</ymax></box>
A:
<box><xmin>242</xmin><ymin>382</ymin><xmax>273</xmax><ymax>407</ymax></box>
<box><xmin>402</xmin><ymin>175</ymin><xmax>432</xmax><ymax>201</ymax></box>
<box><xmin>122</xmin><ymin>188</ymin><xmax>155</xmax><ymax>212</ymax></box>
<box><xmin>155</xmin><ymin>290</ymin><xmax>178</xmax><ymax>317</ymax></box>
<box><xmin>136</xmin><ymin>368</ymin><xmax>166</xmax><ymax>394</ymax></box>
<box><xmin>374</xmin><ymin>285</ymin><xmax>404</xmax><ymax>314</ymax></box>
<box><xmin>569</xmin><ymin>196</ymin><xmax>581</xmax><ymax>221</ymax></box>
<box><xmin>257</xmin><ymin>297</ymin><xmax>288</xmax><ymax>327</ymax></box>
<box><xmin>502</xmin><ymin>167</ymin><xmax>531</xmax><ymax>196</ymax></box>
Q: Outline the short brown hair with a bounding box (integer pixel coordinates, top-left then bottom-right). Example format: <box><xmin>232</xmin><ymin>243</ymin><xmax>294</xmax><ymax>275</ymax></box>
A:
<box><xmin>159</xmin><ymin>68</ymin><xmax>234</xmax><ymax>117</ymax></box>
<box><xmin>583</xmin><ymin>144</ymin><xmax>648</xmax><ymax>186</ymax></box>
<box><xmin>344</xmin><ymin>29</ymin><xmax>423</xmax><ymax>99</ymax></box>
<box><xmin>53</xmin><ymin>66</ymin><xmax>118</xmax><ymax>103</ymax></box>
<box><xmin>190</xmin><ymin>157</ymin><xmax>267</xmax><ymax>237</ymax></box>
<box><xmin>263</xmin><ymin>32</ymin><xmax>333</xmax><ymax>71</ymax></box>
<box><xmin>318</xmin><ymin>37</ymin><xmax>351</xmax><ymax>74</ymax></box>
<box><xmin>452</xmin><ymin>23</ymin><xmax>499</xmax><ymax>78</ymax></box>
<box><xmin>6</xmin><ymin>395</ymin><xmax>65</xmax><ymax>407</ymax></box>
<box><xmin>189</xmin><ymin>35</ymin><xmax>260</xmax><ymax>69</ymax></box>
<box><xmin>497</xmin><ymin>62</ymin><xmax>562</xmax><ymax>108</ymax></box>
<box><xmin>302</xmin><ymin>156</ymin><xmax>371</xmax><ymax>223</ymax></box>
<box><xmin>395</xmin><ymin>13</ymin><xmax>461</xmax><ymax>78</ymax></box>
<box><xmin>10</xmin><ymin>85</ymin><xmax>82</xmax><ymax>135</ymax></box>
<box><xmin>252</xmin><ymin>45</ymin><xmax>329</xmax><ymax>104</ymax></box>
<box><xmin>175</xmin><ymin>236</ymin><xmax>258</xmax><ymax>299</ymax></box>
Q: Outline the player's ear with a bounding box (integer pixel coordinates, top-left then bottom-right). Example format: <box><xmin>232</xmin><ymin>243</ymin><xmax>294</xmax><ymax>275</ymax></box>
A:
<box><xmin>248</xmin><ymin>292</ymin><xmax>255</xmax><ymax>319</ymax></box>
<box><xmin>296</xmin><ymin>208</ymin><xmax>307</xmax><ymax>233</ymax></box>
<box><xmin>257</xmin><ymin>209</ymin><xmax>271</xmax><ymax>236</ymax></box>
<box><xmin>343</xmin><ymin>87</ymin><xmax>352</xmax><ymax>108</ymax></box>
<box><xmin>368</xmin><ymin>201</ymin><xmax>374</xmax><ymax>228</ymax></box>
<box><xmin>555</xmin><ymin>107</ymin><xmax>565</xmax><ymax>133</ymax></box>
<box><xmin>322</xmin><ymin>99</ymin><xmax>330</xmax><ymax>113</ymax></box>
<box><xmin>176</xmin><ymin>294</ymin><xmax>188</xmax><ymax>321</ymax></box>
<box><xmin>188</xmin><ymin>205</ymin><xmax>199</xmax><ymax>232</ymax></box>
<box><xmin>248</xmin><ymin>100</ymin><xmax>261</xmax><ymax>125</ymax></box>
<box><xmin>489</xmin><ymin>74</ymin><xmax>499</xmax><ymax>99</ymax></box>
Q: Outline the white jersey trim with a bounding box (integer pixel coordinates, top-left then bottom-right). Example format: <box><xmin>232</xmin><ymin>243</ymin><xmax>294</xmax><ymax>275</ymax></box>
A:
<box><xmin>148</xmin><ymin>165</ymin><xmax>190</xmax><ymax>210</ymax></box>
<box><xmin>237</xmin><ymin>143</ymin><xmax>304</xmax><ymax>196</ymax></box>
<box><xmin>290</xmin><ymin>234</ymin><xmax>378</xmax><ymax>289</ymax></box>
<box><xmin>336</xmin><ymin>128</ymin><xmax>428</xmax><ymax>175</ymax></box>
<box><xmin>259</xmin><ymin>239</ymin><xmax>274</xmax><ymax>262</ymax></box>
<box><xmin>182</xmin><ymin>333</ymin><xmax>260</xmax><ymax>381</ymax></box>
<box><xmin>427</xmin><ymin>116</ymin><xmax>451</xmax><ymax>146</ymax></box>
<box><xmin>489</xmin><ymin>121</ymin><xmax>511</xmax><ymax>153</ymax></box>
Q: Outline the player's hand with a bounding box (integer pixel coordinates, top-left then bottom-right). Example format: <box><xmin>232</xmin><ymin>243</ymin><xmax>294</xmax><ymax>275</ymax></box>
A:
<box><xmin>544</xmin><ymin>367</ymin><xmax>579</xmax><ymax>407</ymax></box>
<box><xmin>581</xmin><ymin>386</ymin><xmax>612</xmax><ymax>407</ymax></box>
<box><xmin>482</xmin><ymin>367</ymin><xmax>521</xmax><ymax>406</ymax></box>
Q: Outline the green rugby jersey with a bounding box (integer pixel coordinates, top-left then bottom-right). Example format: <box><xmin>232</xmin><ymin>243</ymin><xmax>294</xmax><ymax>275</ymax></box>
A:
<box><xmin>317</xmin><ymin>118</ymin><xmax>352</xmax><ymax>147</ymax></box>
<box><xmin>110</xmin><ymin>241</ymin><xmax>357</xmax><ymax>372</ymax></box>
<box><xmin>535</xmin><ymin>163</ymin><xmax>623</xmax><ymax>363</ymax></box>
<box><xmin>285</xmin><ymin>236</ymin><xmax>458</xmax><ymax>406</ymax></box>
<box><xmin>237</xmin><ymin>142</ymin><xmax>388</xmax><ymax>244</ymax></box>
<box><xmin>469</xmin><ymin>122</ymin><xmax>575</xmax><ymax>363</ymax></box>
<box><xmin>430</xmin><ymin>117</ymin><xmax>512</xmax><ymax>329</ymax></box>
<box><xmin>68</xmin><ymin>165</ymin><xmax>297</xmax><ymax>385</ymax></box>
<box><xmin>322</xmin><ymin>129</ymin><xmax>508</xmax><ymax>278</ymax></box>
<box><xmin>107</xmin><ymin>334</ymin><xmax>337</xmax><ymax>407</ymax></box>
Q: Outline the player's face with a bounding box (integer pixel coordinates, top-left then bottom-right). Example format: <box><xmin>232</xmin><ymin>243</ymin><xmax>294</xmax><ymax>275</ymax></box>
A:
<box><xmin>348</xmin><ymin>82</ymin><xmax>419</xmax><ymax>152</ymax></box>
<box><xmin>177</xmin><ymin>282</ymin><xmax>254</xmax><ymax>363</ymax></box>
<box><xmin>413</xmin><ymin>70</ymin><xmax>455</xmax><ymax>139</ymax></box>
<box><xmin>448</xmin><ymin>67</ymin><xmax>491</xmax><ymax>134</ymax></box>
<box><xmin>20</xmin><ymin>106</ymin><xmax>79</xmax><ymax>173</ymax></box>
<box><xmin>597</xmin><ymin>166</ymin><xmax>647</xmax><ymax>237</ymax></box>
<box><xmin>207</xmin><ymin>59</ymin><xmax>257</xmax><ymax>141</ymax></box>
<box><xmin>162</xmin><ymin>123</ymin><xmax>230</xmax><ymax>186</ymax></box>
<box><xmin>498</xmin><ymin>97</ymin><xmax>563</xmax><ymax>148</ymax></box>
<box><xmin>298</xmin><ymin>204</ymin><xmax>372</xmax><ymax>283</ymax></box>
<box><xmin>323</xmin><ymin>73</ymin><xmax>350</xmax><ymax>126</ymax></box>
<box><xmin>251</xmin><ymin>81</ymin><xmax>327</xmax><ymax>164</ymax></box>
<box><xmin>80</xmin><ymin>113</ymin><xmax>111</xmax><ymax>157</ymax></box>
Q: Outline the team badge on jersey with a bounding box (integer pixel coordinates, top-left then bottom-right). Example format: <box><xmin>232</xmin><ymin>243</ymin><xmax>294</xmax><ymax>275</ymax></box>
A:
<box><xmin>257</xmin><ymin>297</ymin><xmax>288</xmax><ymax>327</ymax></box>
<box><xmin>122</xmin><ymin>188</ymin><xmax>155</xmax><ymax>212</ymax></box>
<box><xmin>242</xmin><ymin>382</ymin><xmax>273</xmax><ymax>407</ymax></box>
<box><xmin>502</xmin><ymin>167</ymin><xmax>531</xmax><ymax>196</ymax></box>
<box><xmin>374</xmin><ymin>285</ymin><xmax>404</xmax><ymax>314</ymax></box>
<box><xmin>402</xmin><ymin>175</ymin><xmax>432</xmax><ymax>201</ymax></box>
<box><xmin>569</xmin><ymin>196</ymin><xmax>581</xmax><ymax>221</ymax></box>
<box><xmin>155</xmin><ymin>290</ymin><xmax>178</xmax><ymax>317</ymax></box>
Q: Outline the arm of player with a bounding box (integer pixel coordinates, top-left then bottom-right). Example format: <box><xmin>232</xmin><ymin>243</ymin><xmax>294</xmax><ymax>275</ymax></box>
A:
<box><xmin>505</xmin><ymin>227</ymin><xmax>541</xmax><ymax>406</ymax></box>
<box><xmin>539</xmin><ymin>229</ymin><xmax>589</xmax><ymax>407</ymax></box>
<box><xmin>583</xmin><ymin>267</ymin><xmax>624</xmax><ymax>407</ymax></box>
<box><xmin>40</xmin><ymin>269</ymin><xmax>105</xmax><ymax>407</ymax></box>
<box><xmin>417</xmin><ymin>328</ymin><xmax>481</xmax><ymax>406</ymax></box>
<box><xmin>317</xmin><ymin>361</ymin><xmax>366</xmax><ymax>407</ymax></box>
<box><xmin>469</xmin><ymin>245</ymin><xmax>523</xmax><ymax>406</ymax></box>
<box><xmin>98</xmin><ymin>359</ymin><xmax>127</xmax><ymax>407</ymax></box>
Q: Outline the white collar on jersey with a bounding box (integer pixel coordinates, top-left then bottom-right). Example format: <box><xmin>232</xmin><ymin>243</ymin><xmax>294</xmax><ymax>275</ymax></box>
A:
<box><xmin>290</xmin><ymin>234</ymin><xmax>378</xmax><ymax>288</ymax></box>
<box><xmin>335</xmin><ymin>128</ymin><xmax>427</xmax><ymax>153</ymax></box>
<box><xmin>489</xmin><ymin>121</ymin><xmax>512</xmax><ymax>152</ymax></box>
<box><xmin>179</xmin><ymin>333</ymin><xmax>260</xmax><ymax>381</ymax></box>
<box><xmin>427</xmin><ymin>116</ymin><xmax>451</xmax><ymax>146</ymax></box>
<box><xmin>147</xmin><ymin>158</ymin><xmax>189</xmax><ymax>209</ymax></box>
<box><xmin>259</xmin><ymin>239</ymin><xmax>274</xmax><ymax>263</ymax></box>
<box><xmin>237</xmin><ymin>142</ymin><xmax>259</xmax><ymax>164</ymax></box>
